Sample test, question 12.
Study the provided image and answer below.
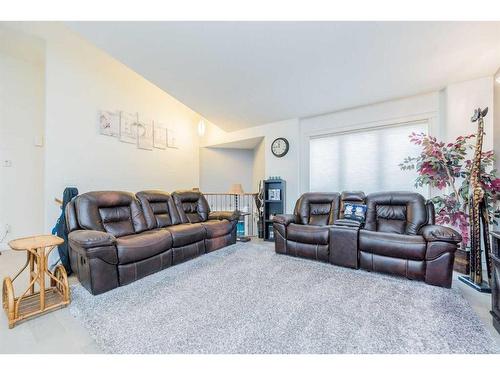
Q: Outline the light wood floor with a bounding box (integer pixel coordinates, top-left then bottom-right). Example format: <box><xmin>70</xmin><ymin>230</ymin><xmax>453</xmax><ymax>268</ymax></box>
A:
<box><xmin>1</xmin><ymin>245</ymin><xmax>499</xmax><ymax>354</ymax></box>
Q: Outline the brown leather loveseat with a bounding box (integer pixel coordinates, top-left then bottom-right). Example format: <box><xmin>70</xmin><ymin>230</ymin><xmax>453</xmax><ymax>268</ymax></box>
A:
<box><xmin>66</xmin><ymin>190</ymin><xmax>238</xmax><ymax>295</ymax></box>
<box><xmin>273</xmin><ymin>191</ymin><xmax>462</xmax><ymax>288</ymax></box>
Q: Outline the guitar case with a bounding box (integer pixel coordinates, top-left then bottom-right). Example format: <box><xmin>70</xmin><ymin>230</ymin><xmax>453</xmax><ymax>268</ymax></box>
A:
<box><xmin>51</xmin><ymin>187</ymin><xmax>79</xmax><ymax>274</ymax></box>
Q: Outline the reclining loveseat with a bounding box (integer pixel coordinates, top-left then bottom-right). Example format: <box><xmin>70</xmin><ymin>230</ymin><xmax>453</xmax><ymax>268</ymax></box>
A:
<box><xmin>273</xmin><ymin>191</ymin><xmax>462</xmax><ymax>288</ymax></box>
<box><xmin>66</xmin><ymin>190</ymin><xmax>239</xmax><ymax>295</ymax></box>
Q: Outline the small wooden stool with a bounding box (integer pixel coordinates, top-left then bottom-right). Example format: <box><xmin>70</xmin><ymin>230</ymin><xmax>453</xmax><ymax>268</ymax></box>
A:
<box><xmin>2</xmin><ymin>235</ymin><xmax>70</xmax><ymax>328</ymax></box>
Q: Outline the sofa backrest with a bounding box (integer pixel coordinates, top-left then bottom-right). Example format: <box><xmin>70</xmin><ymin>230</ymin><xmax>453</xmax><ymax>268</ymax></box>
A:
<box><xmin>136</xmin><ymin>190</ymin><xmax>181</xmax><ymax>229</ymax></box>
<box><xmin>294</xmin><ymin>192</ymin><xmax>340</xmax><ymax>226</ymax></box>
<box><xmin>74</xmin><ymin>191</ymin><xmax>147</xmax><ymax>237</ymax></box>
<box><xmin>65</xmin><ymin>198</ymin><xmax>80</xmax><ymax>232</ymax></box>
<box><xmin>172</xmin><ymin>190</ymin><xmax>210</xmax><ymax>223</ymax></box>
<box><xmin>339</xmin><ymin>191</ymin><xmax>366</xmax><ymax>219</ymax></box>
<box><xmin>364</xmin><ymin>191</ymin><xmax>427</xmax><ymax>235</ymax></box>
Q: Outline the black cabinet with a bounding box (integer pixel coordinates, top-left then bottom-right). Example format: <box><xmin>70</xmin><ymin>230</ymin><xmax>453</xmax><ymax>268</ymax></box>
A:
<box><xmin>263</xmin><ymin>179</ymin><xmax>286</xmax><ymax>241</ymax></box>
<box><xmin>491</xmin><ymin>232</ymin><xmax>500</xmax><ymax>333</ymax></box>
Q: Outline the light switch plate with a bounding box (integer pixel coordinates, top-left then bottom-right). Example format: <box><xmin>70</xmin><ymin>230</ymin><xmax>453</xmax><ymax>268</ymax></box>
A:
<box><xmin>34</xmin><ymin>135</ymin><xmax>44</xmax><ymax>147</ymax></box>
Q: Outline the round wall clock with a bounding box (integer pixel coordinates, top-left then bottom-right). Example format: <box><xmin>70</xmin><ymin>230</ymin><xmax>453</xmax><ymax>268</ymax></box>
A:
<box><xmin>271</xmin><ymin>137</ymin><xmax>289</xmax><ymax>158</ymax></box>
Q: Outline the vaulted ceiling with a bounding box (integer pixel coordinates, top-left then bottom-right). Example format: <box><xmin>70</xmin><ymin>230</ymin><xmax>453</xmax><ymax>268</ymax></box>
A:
<box><xmin>68</xmin><ymin>21</ymin><xmax>500</xmax><ymax>131</ymax></box>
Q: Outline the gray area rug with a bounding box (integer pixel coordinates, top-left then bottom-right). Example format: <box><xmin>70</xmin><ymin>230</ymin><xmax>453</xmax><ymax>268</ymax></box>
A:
<box><xmin>70</xmin><ymin>242</ymin><xmax>499</xmax><ymax>354</ymax></box>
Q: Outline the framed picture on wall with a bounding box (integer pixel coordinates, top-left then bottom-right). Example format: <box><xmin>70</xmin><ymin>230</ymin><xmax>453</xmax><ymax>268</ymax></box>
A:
<box><xmin>120</xmin><ymin>112</ymin><xmax>138</xmax><ymax>144</ymax></box>
<box><xmin>99</xmin><ymin>110</ymin><xmax>120</xmax><ymax>137</ymax></box>
<box><xmin>167</xmin><ymin>128</ymin><xmax>178</xmax><ymax>148</ymax></box>
<box><xmin>153</xmin><ymin>123</ymin><xmax>167</xmax><ymax>149</ymax></box>
<box><xmin>137</xmin><ymin>120</ymin><xmax>153</xmax><ymax>150</ymax></box>
<box><xmin>268</xmin><ymin>189</ymin><xmax>281</xmax><ymax>201</ymax></box>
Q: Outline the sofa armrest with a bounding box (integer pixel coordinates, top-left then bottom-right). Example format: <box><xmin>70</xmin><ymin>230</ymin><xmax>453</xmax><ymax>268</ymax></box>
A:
<box><xmin>419</xmin><ymin>225</ymin><xmax>462</xmax><ymax>244</ymax></box>
<box><xmin>334</xmin><ymin>219</ymin><xmax>362</xmax><ymax>228</ymax></box>
<box><xmin>209</xmin><ymin>210</ymin><xmax>240</xmax><ymax>221</ymax></box>
<box><xmin>69</xmin><ymin>230</ymin><xmax>116</xmax><ymax>248</ymax></box>
<box><xmin>273</xmin><ymin>214</ymin><xmax>297</xmax><ymax>226</ymax></box>
<box><xmin>68</xmin><ymin>230</ymin><xmax>118</xmax><ymax>264</ymax></box>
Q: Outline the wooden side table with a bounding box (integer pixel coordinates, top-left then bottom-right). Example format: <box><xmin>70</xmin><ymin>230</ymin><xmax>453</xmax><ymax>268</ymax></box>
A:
<box><xmin>2</xmin><ymin>235</ymin><xmax>70</xmax><ymax>328</ymax></box>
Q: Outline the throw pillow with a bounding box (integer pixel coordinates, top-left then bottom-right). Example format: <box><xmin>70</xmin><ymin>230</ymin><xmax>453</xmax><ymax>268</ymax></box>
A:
<box><xmin>343</xmin><ymin>203</ymin><xmax>367</xmax><ymax>223</ymax></box>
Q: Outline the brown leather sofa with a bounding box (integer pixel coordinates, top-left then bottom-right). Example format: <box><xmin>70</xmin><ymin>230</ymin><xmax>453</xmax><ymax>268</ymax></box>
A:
<box><xmin>273</xmin><ymin>191</ymin><xmax>462</xmax><ymax>288</ymax></box>
<box><xmin>66</xmin><ymin>190</ymin><xmax>238</xmax><ymax>295</ymax></box>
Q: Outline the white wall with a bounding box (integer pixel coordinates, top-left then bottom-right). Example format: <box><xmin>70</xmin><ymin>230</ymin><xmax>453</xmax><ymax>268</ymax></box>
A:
<box><xmin>203</xmin><ymin>118</ymin><xmax>300</xmax><ymax>213</ymax></box>
<box><xmin>202</xmin><ymin>76</ymin><xmax>497</xmax><ymax>214</ymax></box>
<box><xmin>41</xmin><ymin>27</ymin><xmax>205</xmax><ymax>230</ymax></box>
<box><xmin>3</xmin><ymin>23</ymin><xmax>497</xmax><ymax>236</ymax></box>
<box><xmin>252</xmin><ymin>139</ymin><xmax>265</xmax><ymax>192</ymax></box>
<box><xmin>443</xmin><ymin>77</ymin><xmax>494</xmax><ymax>149</ymax></box>
<box><xmin>0</xmin><ymin>23</ymin><xmax>208</xmax><ymax>232</ymax></box>
<box><xmin>0</xmin><ymin>30</ymin><xmax>45</xmax><ymax>245</ymax></box>
<box><xmin>199</xmin><ymin>147</ymin><xmax>254</xmax><ymax>193</ymax></box>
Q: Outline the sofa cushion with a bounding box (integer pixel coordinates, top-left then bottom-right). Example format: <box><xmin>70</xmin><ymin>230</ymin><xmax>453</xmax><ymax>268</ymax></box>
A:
<box><xmin>287</xmin><ymin>223</ymin><xmax>329</xmax><ymax>245</ymax></box>
<box><xmin>201</xmin><ymin>220</ymin><xmax>233</xmax><ymax>239</ymax></box>
<box><xmin>116</xmin><ymin>229</ymin><xmax>172</xmax><ymax>264</ymax></box>
<box><xmin>166</xmin><ymin>223</ymin><xmax>206</xmax><ymax>247</ymax></box>
<box><xmin>359</xmin><ymin>230</ymin><xmax>427</xmax><ymax>261</ymax></box>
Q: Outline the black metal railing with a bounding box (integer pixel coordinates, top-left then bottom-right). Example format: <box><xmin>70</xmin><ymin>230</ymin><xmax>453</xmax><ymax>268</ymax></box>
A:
<box><xmin>204</xmin><ymin>193</ymin><xmax>258</xmax><ymax>237</ymax></box>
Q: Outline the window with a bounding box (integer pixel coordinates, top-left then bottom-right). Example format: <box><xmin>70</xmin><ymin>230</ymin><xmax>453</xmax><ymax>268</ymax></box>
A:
<box><xmin>309</xmin><ymin>121</ymin><xmax>429</xmax><ymax>196</ymax></box>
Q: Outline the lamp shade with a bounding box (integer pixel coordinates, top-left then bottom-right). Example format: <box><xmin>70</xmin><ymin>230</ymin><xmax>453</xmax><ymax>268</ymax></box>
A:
<box><xmin>228</xmin><ymin>183</ymin><xmax>244</xmax><ymax>195</ymax></box>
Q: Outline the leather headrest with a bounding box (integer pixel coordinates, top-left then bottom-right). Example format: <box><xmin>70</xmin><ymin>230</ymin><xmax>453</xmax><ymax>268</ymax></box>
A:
<box><xmin>341</xmin><ymin>191</ymin><xmax>366</xmax><ymax>203</ymax></box>
<box><xmin>364</xmin><ymin>191</ymin><xmax>427</xmax><ymax>235</ymax></box>
<box><xmin>136</xmin><ymin>190</ymin><xmax>181</xmax><ymax>229</ymax></box>
<box><xmin>172</xmin><ymin>190</ymin><xmax>210</xmax><ymax>223</ymax></box>
<box><xmin>294</xmin><ymin>192</ymin><xmax>341</xmax><ymax>225</ymax></box>
<box><xmin>75</xmin><ymin>191</ymin><xmax>147</xmax><ymax>236</ymax></box>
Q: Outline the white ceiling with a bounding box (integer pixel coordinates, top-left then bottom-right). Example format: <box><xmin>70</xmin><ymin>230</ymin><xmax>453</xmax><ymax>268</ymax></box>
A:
<box><xmin>67</xmin><ymin>21</ymin><xmax>500</xmax><ymax>132</ymax></box>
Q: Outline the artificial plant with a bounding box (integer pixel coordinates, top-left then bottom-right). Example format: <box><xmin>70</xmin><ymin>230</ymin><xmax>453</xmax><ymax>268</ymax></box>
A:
<box><xmin>400</xmin><ymin>132</ymin><xmax>500</xmax><ymax>248</ymax></box>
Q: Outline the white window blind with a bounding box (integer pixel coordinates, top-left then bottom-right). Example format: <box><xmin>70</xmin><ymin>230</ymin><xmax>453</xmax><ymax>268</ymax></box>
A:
<box><xmin>309</xmin><ymin>121</ymin><xmax>429</xmax><ymax>196</ymax></box>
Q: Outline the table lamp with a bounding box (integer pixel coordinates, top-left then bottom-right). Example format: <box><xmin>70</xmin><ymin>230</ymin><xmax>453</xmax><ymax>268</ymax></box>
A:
<box><xmin>228</xmin><ymin>183</ymin><xmax>244</xmax><ymax>211</ymax></box>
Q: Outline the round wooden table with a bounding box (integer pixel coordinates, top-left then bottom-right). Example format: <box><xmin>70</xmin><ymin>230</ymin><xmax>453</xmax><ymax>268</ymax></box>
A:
<box><xmin>2</xmin><ymin>235</ymin><xmax>70</xmax><ymax>328</ymax></box>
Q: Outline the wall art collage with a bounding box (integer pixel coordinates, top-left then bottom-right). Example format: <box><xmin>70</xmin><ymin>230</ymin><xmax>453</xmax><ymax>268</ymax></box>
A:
<box><xmin>98</xmin><ymin>110</ymin><xmax>178</xmax><ymax>150</ymax></box>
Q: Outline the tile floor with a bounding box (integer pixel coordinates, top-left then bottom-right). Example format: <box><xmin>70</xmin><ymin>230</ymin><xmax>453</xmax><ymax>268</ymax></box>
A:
<box><xmin>0</xmin><ymin>244</ymin><xmax>499</xmax><ymax>354</ymax></box>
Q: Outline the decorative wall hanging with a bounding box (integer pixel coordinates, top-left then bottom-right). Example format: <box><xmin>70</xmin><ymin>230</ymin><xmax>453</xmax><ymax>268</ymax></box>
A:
<box><xmin>153</xmin><ymin>123</ymin><xmax>167</xmax><ymax>149</ymax></box>
<box><xmin>167</xmin><ymin>128</ymin><xmax>178</xmax><ymax>148</ymax></box>
<box><xmin>137</xmin><ymin>120</ymin><xmax>154</xmax><ymax>150</ymax></box>
<box><xmin>120</xmin><ymin>112</ymin><xmax>138</xmax><ymax>144</ymax></box>
<box><xmin>99</xmin><ymin>110</ymin><xmax>120</xmax><ymax>137</ymax></box>
<box><xmin>98</xmin><ymin>110</ymin><xmax>180</xmax><ymax>151</ymax></box>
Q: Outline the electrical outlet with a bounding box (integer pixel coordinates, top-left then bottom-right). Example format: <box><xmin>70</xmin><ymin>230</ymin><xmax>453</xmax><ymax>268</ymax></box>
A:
<box><xmin>3</xmin><ymin>160</ymin><xmax>12</xmax><ymax>167</ymax></box>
